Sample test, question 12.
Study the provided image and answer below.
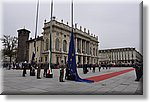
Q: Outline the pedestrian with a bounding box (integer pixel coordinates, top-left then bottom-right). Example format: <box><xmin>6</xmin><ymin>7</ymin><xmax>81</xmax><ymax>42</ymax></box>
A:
<box><xmin>59</xmin><ymin>60</ymin><xmax>65</xmax><ymax>82</ymax></box>
<box><xmin>83</xmin><ymin>64</ymin><xmax>88</xmax><ymax>74</ymax></box>
<box><xmin>43</xmin><ymin>62</ymin><xmax>48</xmax><ymax>77</ymax></box>
<box><xmin>109</xmin><ymin>63</ymin><xmax>111</xmax><ymax>69</ymax></box>
<box><xmin>29</xmin><ymin>63</ymin><xmax>32</xmax><ymax>76</ymax></box>
<box><xmin>89</xmin><ymin>64</ymin><xmax>92</xmax><ymax>70</ymax></box>
<box><xmin>133</xmin><ymin>62</ymin><xmax>143</xmax><ymax>81</ymax></box>
<box><xmin>98</xmin><ymin>63</ymin><xmax>101</xmax><ymax>72</ymax></box>
<box><xmin>65</xmin><ymin>62</ymin><xmax>70</xmax><ymax>80</ymax></box>
<box><xmin>37</xmin><ymin>60</ymin><xmax>41</xmax><ymax>79</ymax></box>
<box><xmin>13</xmin><ymin>62</ymin><xmax>15</xmax><ymax>70</ymax></box>
<box><xmin>22</xmin><ymin>61</ymin><xmax>27</xmax><ymax>77</ymax></box>
<box><xmin>102</xmin><ymin>62</ymin><xmax>105</xmax><ymax>69</ymax></box>
<box><xmin>105</xmin><ymin>62</ymin><xmax>108</xmax><ymax>69</ymax></box>
<box><xmin>92</xmin><ymin>64</ymin><xmax>95</xmax><ymax>73</ymax></box>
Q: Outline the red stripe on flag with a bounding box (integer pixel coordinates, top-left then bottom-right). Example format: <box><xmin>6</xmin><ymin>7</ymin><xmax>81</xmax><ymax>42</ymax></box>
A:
<box><xmin>85</xmin><ymin>68</ymin><xmax>134</xmax><ymax>82</ymax></box>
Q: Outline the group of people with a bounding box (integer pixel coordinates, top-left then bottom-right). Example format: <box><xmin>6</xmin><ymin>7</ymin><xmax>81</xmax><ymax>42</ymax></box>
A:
<box><xmin>21</xmin><ymin>61</ymin><xmax>48</xmax><ymax>79</ymax></box>
<box><xmin>20</xmin><ymin>60</ymin><xmax>143</xmax><ymax>82</ymax></box>
<box><xmin>80</xmin><ymin>63</ymin><xmax>111</xmax><ymax>74</ymax></box>
<box><xmin>21</xmin><ymin>60</ymin><xmax>66</xmax><ymax>82</ymax></box>
<box><xmin>3</xmin><ymin>62</ymin><xmax>25</xmax><ymax>70</ymax></box>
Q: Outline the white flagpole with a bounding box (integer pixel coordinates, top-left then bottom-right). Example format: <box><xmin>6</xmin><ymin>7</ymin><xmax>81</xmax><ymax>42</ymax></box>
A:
<box><xmin>47</xmin><ymin>0</ymin><xmax>53</xmax><ymax>78</ymax></box>
<box><xmin>33</xmin><ymin>0</ymin><xmax>39</xmax><ymax>63</ymax></box>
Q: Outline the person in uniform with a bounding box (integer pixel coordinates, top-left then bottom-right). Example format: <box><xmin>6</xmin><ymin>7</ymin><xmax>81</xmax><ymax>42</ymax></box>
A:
<box><xmin>37</xmin><ymin>60</ymin><xmax>41</xmax><ymax>79</ymax></box>
<box><xmin>59</xmin><ymin>60</ymin><xmax>65</xmax><ymax>82</ymax></box>
<box><xmin>22</xmin><ymin>61</ymin><xmax>27</xmax><ymax>77</ymax></box>
<box><xmin>133</xmin><ymin>62</ymin><xmax>143</xmax><ymax>81</ymax></box>
<box><xmin>43</xmin><ymin>62</ymin><xmax>48</xmax><ymax>77</ymax></box>
<box><xmin>65</xmin><ymin>62</ymin><xmax>69</xmax><ymax>80</ymax></box>
<box><xmin>92</xmin><ymin>64</ymin><xmax>95</xmax><ymax>73</ymax></box>
<box><xmin>98</xmin><ymin>63</ymin><xmax>101</xmax><ymax>72</ymax></box>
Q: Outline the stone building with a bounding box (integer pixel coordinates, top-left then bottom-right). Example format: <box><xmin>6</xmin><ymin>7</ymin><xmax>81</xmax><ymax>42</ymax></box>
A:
<box><xmin>99</xmin><ymin>47</ymin><xmax>143</xmax><ymax>65</ymax></box>
<box><xmin>17</xmin><ymin>28</ymin><xmax>30</xmax><ymax>63</ymax></box>
<box><xmin>27</xmin><ymin>36</ymin><xmax>44</xmax><ymax>63</ymax></box>
<box><xmin>26</xmin><ymin>18</ymin><xmax>99</xmax><ymax>64</ymax></box>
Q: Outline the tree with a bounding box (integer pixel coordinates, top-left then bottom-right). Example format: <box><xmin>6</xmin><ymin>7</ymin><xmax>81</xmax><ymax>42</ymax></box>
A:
<box><xmin>1</xmin><ymin>35</ymin><xmax>18</xmax><ymax>65</ymax></box>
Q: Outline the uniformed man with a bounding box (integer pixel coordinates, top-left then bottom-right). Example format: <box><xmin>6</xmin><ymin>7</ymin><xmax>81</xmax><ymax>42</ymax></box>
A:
<box><xmin>59</xmin><ymin>60</ymin><xmax>65</xmax><ymax>82</ymax></box>
<box><xmin>92</xmin><ymin>64</ymin><xmax>95</xmax><ymax>73</ymax></box>
<box><xmin>98</xmin><ymin>63</ymin><xmax>101</xmax><ymax>72</ymax></box>
<box><xmin>37</xmin><ymin>60</ymin><xmax>41</xmax><ymax>79</ymax></box>
<box><xmin>65</xmin><ymin>62</ymin><xmax>69</xmax><ymax>80</ymax></box>
<box><xmin>22</xmin><ymin>61</ymin><xmax>27</xmax><ymax>77</ymax></box>
<box><xmin>43</xmin><ymin>62</ymin><xmax>48</xmax><ymax>77</ymax></box>
<box><xmin>133</xmin><ymin>62</ymin><xmax>143</xmax><ymax>81</ymax></box>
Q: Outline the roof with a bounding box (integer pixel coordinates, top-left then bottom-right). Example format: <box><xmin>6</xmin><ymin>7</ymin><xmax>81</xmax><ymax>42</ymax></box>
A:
<box><xmin>27</xmin><ymin>36</ymin><xmax>43</xmax><ymax>43</ymax></box>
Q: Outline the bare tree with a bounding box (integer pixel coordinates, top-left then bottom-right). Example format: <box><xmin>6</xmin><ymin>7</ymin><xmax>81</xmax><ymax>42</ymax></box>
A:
<box><xmin>1</xmin><ymin>35</ymin><xmax>18</xmax><ymax>65</ymax></box>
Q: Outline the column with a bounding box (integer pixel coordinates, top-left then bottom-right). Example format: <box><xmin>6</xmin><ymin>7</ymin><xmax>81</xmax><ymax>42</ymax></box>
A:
<box><xmin>81</xmin><ymin>56</ymin><xmax>83</xmax><ymax>64</ymax></box>
<box><xmin>75</xmin><ymin>38</ymin><xmax>78</xmax><ymax>53</ymax></box>
<box><xmin>85</xmin><ymin>41</ymin><xmax>86</xmax><ymax>54</ymax></box>
<box><xmin>125</xmin><ymin>50</ymin><xmax>126</xmax><ymax>62</ymax></box>
<box><xmin>119</xmin><ymin>51</ymin><xmax>121</xmax><ymax>61</ymax></box>
<box><xmin>81</xmin><ymin>39</ymin><xmax>82</xmax><ymax>54</ymax></box>
<box><xmin>84</xmin><ymin>56</ymin><xmax>86</xmax><ymax>64</ymax></box>
<box><xmin>128</xmin><ymin>50</ymin><xmax>130</xmax><ymax>63</ymax></box>
<box><xmin>76</xmin><ymin>55</ymin><xmax>78</xmax><ymax>64</ymax></box>
<box><xmin>122</xmin><ymin>50</ymin><xmax>124</xmax><ymax>62</ymax></box>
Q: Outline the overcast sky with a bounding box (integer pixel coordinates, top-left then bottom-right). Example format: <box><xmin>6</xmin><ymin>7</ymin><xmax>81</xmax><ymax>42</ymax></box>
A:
<box><xmin>2</xmin><ymin>0</ymin><xmax>142</xmax><ymax>53</ymax></box>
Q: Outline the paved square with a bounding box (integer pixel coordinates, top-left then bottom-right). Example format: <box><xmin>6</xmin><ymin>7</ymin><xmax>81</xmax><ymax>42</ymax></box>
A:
<box><xmin>1</xmin><ymin>67</ymin><xmax>143</xmax><ymax>95</ymax></box>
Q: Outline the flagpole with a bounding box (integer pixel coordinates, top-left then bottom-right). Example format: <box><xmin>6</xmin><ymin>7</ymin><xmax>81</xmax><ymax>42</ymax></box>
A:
<box><xmin>46</xmin><ymin>0</ymin><xmax>53</xmax><ymax>78</ymax></box>
<box><xmin>71</xmin><ymin>0</ymin><xmax>73</xmax><ymax>33</ymax></box>
<box><xmin>32</xmin><ymin>0</ymin><xmax>39</xmax><ymax>64</ymax></box>
<box><xmin>66</xmin><ymin>0</ymin><xmax>94</xmax><ymax>83</ymax></box>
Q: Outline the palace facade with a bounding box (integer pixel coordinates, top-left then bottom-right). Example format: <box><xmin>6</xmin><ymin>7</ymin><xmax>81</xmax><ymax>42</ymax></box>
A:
<box><xmin>99</xmin><ymin>48</ymin><xmax>143</xmax><ymax>65</ymax></box>
<box><xmin>17</xmin><ymin>18</ymin><xmax>99</xmax><ymax>65</ymax></box>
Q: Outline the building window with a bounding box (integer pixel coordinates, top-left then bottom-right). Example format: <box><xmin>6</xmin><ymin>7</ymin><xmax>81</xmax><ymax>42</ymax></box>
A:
<box><xmin>82</xmin><ymin>40</ymin><xmax>85</xmax><ymax>54</ymax></box>
<box><xmin>63</xmin><ymin>40</ymin><xmax>67</xmax><ymax>52</ymax></box>
<box><xmin>77</xmin><ymin>39</ymin><xmax>81</xmax><ymax>53</ymax></box>
<box><xmin>90</xmin><ymin>47</ymin><xmax>92</xmax><ymax>55</ymax></box>
<box><xmin>93</xmin><ymin>48</ymin><xmax>95</xmax><ymax>56</ymax></box>
<box><xmin>55</xmin><ymin>38</ymin><xmax>59</xmax><ymax>51</ymax></box>
<box><xmin>86</xmin><ymin>42</ymin><xmax>89</xmax><ymax>54</ymax></box>
<box><xmin>95</xmin><ymin>48</ymin><xmax>97</xmax><ymax>56</ymax></box>
<box><xmin>37</xmin><ymin>46</ymin><xmax>38</xmax><ymax>52</ymax></box>
<box><xmin>64</xmin><ymin>56</ymin><xmax>67</xmax><ymax>64</ymax></box>
<box><xmin>45</xmin><ymin>39</ymin><xmax>49</xmax><ymax>51</ymax></box>
<box><xmin>56</xmin><ymin>56</ymin><xmax>59</xmax><ymax>64</ymax></box>
<box><xmin>45</xmin><ymin>56</ymin><xmax>47</xmax><ymax>62</ymax></box>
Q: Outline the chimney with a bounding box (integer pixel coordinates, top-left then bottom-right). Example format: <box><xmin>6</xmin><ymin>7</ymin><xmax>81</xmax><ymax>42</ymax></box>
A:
<box><xmin>52</xmin><ymin>16</ymin><xmax>56</xmax><ymax>20</ymax></box>
<box><xmin>84</xmin><ymin>28</ymin><xmax>86</xmax><ymax>32</ymax></box>
<box><xmin>80</xmin><ymin>26</ymin><xmax>82</xmax><ymax>31</ymax></box>
<box><xmin>44</xmin><ymin>19</ymin><xmax>46</xmax><ymax>23</ymax></box>
<box><xmin>88</xmin><ymin>30</ymin><xmax>90</xmax><ymax>34</ymax></box>
<box><xmin>61</xmin><ymin>19</ymin><xmax>63</xmax><ymax>23</ymax></box>
<box><xmin>75</xmin><ymin>23</ymin><xmax>77</xmax><ymax>28</ymax></box>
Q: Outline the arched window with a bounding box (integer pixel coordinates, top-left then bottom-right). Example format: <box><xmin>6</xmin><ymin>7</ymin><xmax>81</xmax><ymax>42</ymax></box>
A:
<box><xmin>63</xmin><ymin>40</ymin><xmax>67</xmax><ymax>52</ymax></box>
<box><xmin>45</xmin><ymin>39</ymin><xmax>49</xmax><ymax>51</ymax></box>
<box><xmin>93</xmin><ymin>48</ymin><xmax>95</xmax><ymax>56</ymax></box>
<box><xmin>55</xmin><ymin>38</ymin><xmax>59</xmax><ymax>51</ymax></box>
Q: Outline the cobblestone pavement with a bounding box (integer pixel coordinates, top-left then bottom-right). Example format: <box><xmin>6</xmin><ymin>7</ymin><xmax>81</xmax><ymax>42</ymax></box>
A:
<box><xmin>1</xmin><ymin>67</ymin><xmax>143</xmax><ymax>95</ymax></box>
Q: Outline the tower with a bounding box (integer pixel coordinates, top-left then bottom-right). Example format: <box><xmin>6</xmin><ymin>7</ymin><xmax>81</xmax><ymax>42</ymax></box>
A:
<box><xmin>17</xmin><ymin>28</ymin><xmax>30</xmax><ymax>63</ymax></box>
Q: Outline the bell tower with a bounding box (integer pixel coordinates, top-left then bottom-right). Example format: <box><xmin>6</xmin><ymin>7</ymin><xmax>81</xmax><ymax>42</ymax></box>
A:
<box><xmin>17</xmin><ymin>28</ymin><xmax>30</xmax><ymax>62</ymax></box>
